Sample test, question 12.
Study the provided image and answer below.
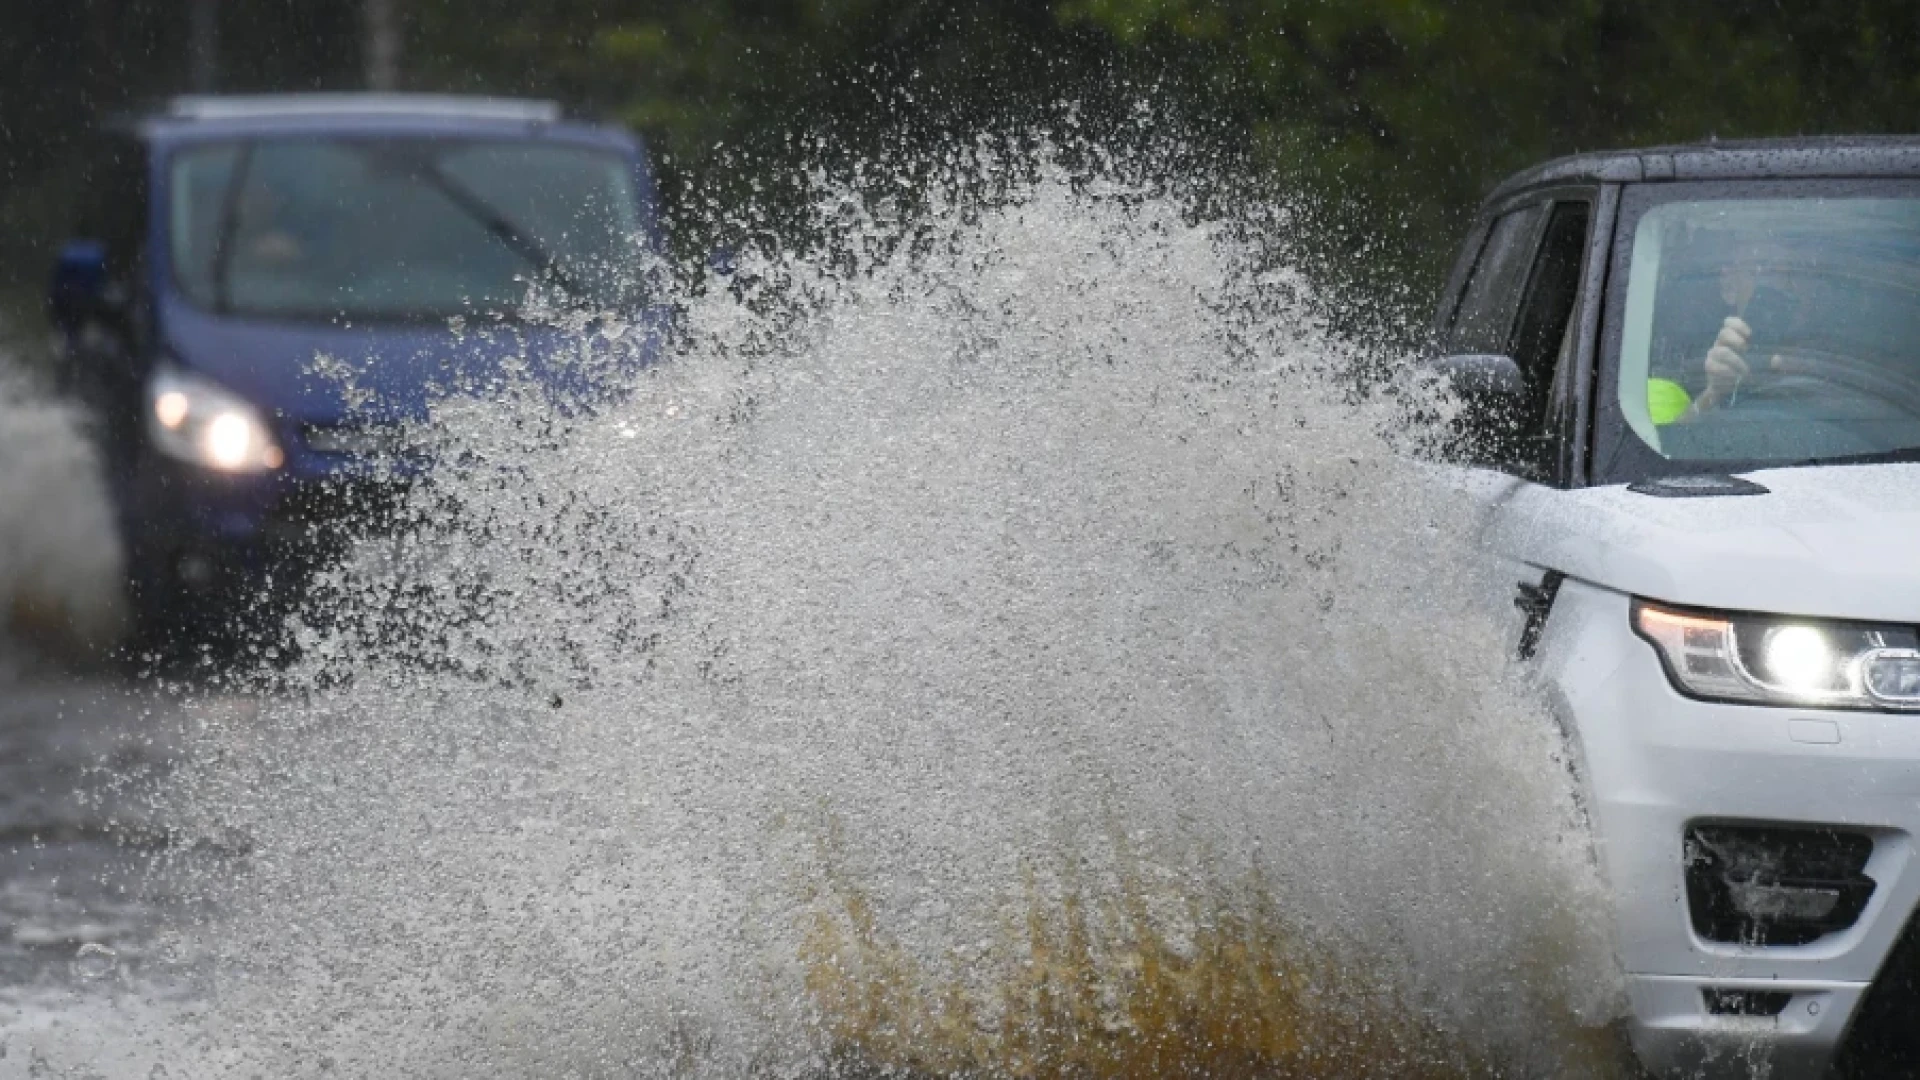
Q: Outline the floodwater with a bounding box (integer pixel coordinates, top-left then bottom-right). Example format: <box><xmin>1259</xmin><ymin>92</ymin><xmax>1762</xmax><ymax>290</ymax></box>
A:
<box><xmin>0</xmin><ymin>670</ymin><xmax>177</xmax><ymax>990</ymax></box>
<box><xmin>1</xmin><ymin>149</ymin><xmax>1637</xmax><ymax>1077</ymax></box>
<box><xmin>0</xmin><ymin>363</ymin><xmax>221</xmax><ymax>1075</ymax></box>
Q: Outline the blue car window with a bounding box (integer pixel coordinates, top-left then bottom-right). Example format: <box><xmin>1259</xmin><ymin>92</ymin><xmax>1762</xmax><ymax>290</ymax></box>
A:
<box><xmin>170</xmin><ymin>143</ymin><xmax>241</xmax><ymax>304</ymax></box>
<box><xmin>439</xmin><ymin>143</ymin><xmax>642</xmax><ymax>300</ymax></box>
<box><xmin>169</xmin><ymin>138</ymin><xmax>644</xmax><ymax>321</ymax></box>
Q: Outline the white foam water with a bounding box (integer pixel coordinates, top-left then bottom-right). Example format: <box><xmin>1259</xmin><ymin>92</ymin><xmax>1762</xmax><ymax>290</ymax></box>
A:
<box><xmin>14</xmin><ymin>146</ymin><xmax>1625</xmax><ymax>1077</ymax></box>
<box><xmin>0</xmin><ymin>355</ymin><xmax>125</xmax><ymax>656</ymax></box>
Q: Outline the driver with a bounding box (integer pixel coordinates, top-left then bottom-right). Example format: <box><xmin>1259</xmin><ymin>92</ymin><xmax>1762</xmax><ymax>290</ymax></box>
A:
<box><xmin>233</xmin><ymin>179</ymin><xmax>314</xmax><ymax>269</ymax></box>
<box><xmin>1673</xmin><ymin>241</ymin><xmax>1808</xmax><ymax>419</ymax></box>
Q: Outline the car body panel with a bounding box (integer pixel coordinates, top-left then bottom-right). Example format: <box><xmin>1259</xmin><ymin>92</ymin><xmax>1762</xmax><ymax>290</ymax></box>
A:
<box><xmin>1536</xmin><ymin>576</ymin><xmax>1920</xmax><ymax>1077</ymax></box>
<box><xmin>1436</xmin><ymin>136</ymin><xmax>1920</xmax><ymax>1077</ymax></box>
<box><xmin>54</xmin><ymin>96</ymin><xmax>666</xmax><ymax>634</ymax></box>
<box><xmin>153</xmin><ymin>297</ymin><xmax>661</xmax><ymax>426</ymax></box>
<box><xmin>1480</xmin><ymin>464</ymin><xmax>1920</xmax><ymax>623</ymax></box>
<box><xmin>1441</xmin><ymin>470</ymin><xmax>1920</xmax><ymax>1077</ymax></box>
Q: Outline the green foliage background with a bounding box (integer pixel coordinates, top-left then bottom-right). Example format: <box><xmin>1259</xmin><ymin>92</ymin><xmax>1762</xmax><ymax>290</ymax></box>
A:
<box><xmin>4</xmin><ymin>0</ymin><xmax>1918</xmax><ymax>329</ymax></box>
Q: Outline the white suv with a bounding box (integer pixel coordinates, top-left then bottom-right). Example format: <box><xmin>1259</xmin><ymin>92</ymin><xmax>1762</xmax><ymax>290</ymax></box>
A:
<box><xmin>1432</xmin><ymin>137</ymin><xmax>1920</xmax><ymax>1078</ymax></box>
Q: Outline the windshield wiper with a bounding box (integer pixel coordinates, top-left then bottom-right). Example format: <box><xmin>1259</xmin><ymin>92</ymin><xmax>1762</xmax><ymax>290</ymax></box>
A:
<box><xmin>415</xmin><ymin>164</ymin><xmax>591</xmax><ymax>303</ymax></box>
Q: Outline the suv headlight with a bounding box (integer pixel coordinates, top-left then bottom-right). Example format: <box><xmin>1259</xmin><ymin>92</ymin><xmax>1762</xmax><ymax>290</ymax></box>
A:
<box><xmin>146</xmin><ymin>367</ymin><xmax>284</xmax><ymax>473</ymax></box>
<box><xmin>1634</xmin><ymin>599</ymin><xmax>1920</xmax><ymax>710</ymax></box>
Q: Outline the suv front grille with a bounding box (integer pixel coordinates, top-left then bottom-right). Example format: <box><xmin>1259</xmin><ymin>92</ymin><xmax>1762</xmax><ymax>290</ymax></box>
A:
<box><xmin>1702</xmin><ymin>988</ymin><xmax>1792</xmax><ymax>1017</ymax></box>
<box><xmin>1684</xmin><ymin>822</ymin><xmax>1876</xmax><ymax>946</ymax></box>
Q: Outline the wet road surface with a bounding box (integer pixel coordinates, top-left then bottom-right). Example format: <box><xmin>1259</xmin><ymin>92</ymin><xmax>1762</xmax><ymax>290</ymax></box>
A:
<box><xmin>0</xmin><ymin>643</ymin><xmax>205</xmax><ymax>996</ymax></box>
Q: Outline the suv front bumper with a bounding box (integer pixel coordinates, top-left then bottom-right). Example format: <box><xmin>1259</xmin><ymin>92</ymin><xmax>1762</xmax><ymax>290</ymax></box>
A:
<box><xmin>1548</xmin><ymin>580</ymin><xmax>1920</xmax><ymax>1077</ymax></box>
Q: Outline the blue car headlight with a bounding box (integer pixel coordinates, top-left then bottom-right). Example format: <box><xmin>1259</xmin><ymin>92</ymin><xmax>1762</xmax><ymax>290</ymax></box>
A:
<box><xmin>146</xmin><ymin>367</ymin><xmax>284</xmax><ymax>474</ymax></box>
<box><xmin>1634</xmin><ymin>599</ymin><xmax>1920</xmax><ymax>710</ymax></box>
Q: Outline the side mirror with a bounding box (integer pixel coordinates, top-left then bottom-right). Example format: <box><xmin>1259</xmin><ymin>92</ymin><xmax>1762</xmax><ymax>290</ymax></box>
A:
<box><xmin>48</xmin><ymin>240</ymin><xmax>109</xmax><ymax>333</ymax></box>
<box><xmin>1430</xmin><ymin>352</ymin><xmax>1525</xmax><ymax>401</ymax></box>
<box><xmin>1426</xmin><ymin>353</ymin><xmax>1540</xmax><ymax>472</ymax></box>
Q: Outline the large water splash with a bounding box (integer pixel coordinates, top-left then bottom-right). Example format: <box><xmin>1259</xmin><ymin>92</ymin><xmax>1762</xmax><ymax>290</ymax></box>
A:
<box><xmin>0</xmin><ymin>352</ymin><xmax>124</xmax><ymax>659</ymax></box>
<box><xmin>47</xmin><ymin>144</ymin><xmax>1623</xmax><ymax>1077</ymax></box>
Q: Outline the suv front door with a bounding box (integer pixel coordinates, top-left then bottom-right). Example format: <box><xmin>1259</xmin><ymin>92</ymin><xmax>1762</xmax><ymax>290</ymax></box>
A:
<box><xmin>1438</xmin><ymin>187</ymin><xmax>1611</xmax><ymax>656</ymax></box>
<box><xmin>1442</xmin><ymin>188</ymin><xmax>1603</xmax><ymax>487</ymax></box>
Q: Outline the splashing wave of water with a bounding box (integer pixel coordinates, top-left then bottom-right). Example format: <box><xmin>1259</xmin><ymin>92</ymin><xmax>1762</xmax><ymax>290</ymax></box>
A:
<box><xmin>34</xmin><ymin>145</ymin><xmax>1624</xmax><ymax>1077</ymax></box>
<box><xmin>0</xmin><ymin>358</ymin><xmax>124</xmax><ymax>656</ymax></box>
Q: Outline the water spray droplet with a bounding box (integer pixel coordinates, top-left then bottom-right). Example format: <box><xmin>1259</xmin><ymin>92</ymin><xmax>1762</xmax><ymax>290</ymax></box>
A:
<box><xmin>72</xmin><ymin>942</ymin><xmax>117</xmax><ymax>980</ymax></box>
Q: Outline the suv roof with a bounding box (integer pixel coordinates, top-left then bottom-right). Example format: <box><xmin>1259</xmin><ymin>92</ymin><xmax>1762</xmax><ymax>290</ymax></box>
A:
<box><xmin>1488</xmin><ymin>135</ymin><xmax>1920</xmax><ymax>203</ymax></box>
<box><xmin>163</xmin><ymin>93</ymin><xmax>562</xmax><ymax>124</ymax></box>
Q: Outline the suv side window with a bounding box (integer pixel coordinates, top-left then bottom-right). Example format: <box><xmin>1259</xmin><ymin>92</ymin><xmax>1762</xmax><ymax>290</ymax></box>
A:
<box><xmin>1505</xmin><ymin>199</ymin><xmax>1593</xmax><ymax>479</ymax></box>
<box><xmin>1447</xmin><ymin>205</ymin><xmax>1543</xmax><ymax>353</ymax></box>
<box><xmin>1443</xmin><ymin>197</ymin><xmax>1593</xmax><ymax>483</ymax></box>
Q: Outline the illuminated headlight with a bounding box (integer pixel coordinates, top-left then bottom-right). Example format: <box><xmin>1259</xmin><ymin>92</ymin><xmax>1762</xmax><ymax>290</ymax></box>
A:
<box><xmin>145</xmin><ymin>367</ymin><xmax>284</xmax><ymax>473</ymax></box>
<box><xmin>1634</xmin><ymin>599</ymin><xmax>1920</xmax><ymax>710</ymax></box>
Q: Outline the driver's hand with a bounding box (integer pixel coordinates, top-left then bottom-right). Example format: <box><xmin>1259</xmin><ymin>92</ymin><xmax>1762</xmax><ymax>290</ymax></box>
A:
<box><xmin>1702</xmin><ymin>315</ymin><xmax>1752</xmax><ymax>403</ymax></box>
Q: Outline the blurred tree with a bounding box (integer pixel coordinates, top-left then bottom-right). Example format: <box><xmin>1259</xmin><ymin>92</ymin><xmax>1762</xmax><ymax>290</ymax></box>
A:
<box><xmin>401</xmin><ymin>0</ymin><xmax>1145</xmax><ymax>253</ymax></box>
<box><xmin>4</xmin><ymin>0</ymin><xmax>1920</xmax><ymax>331</ymax></box>
<box><xmin>396</xmin><ymin>0</ymin><xmax>1920</xmax><ymax>323</ymax></box>
<box><xmin>0</xmin><ymin>1</ymin><xmax>362</xmax><ymax>310</ymax></box>
<box><xmin>189</xmin><ymin>0</ymin><xmax>219</xmax><ymax>93</ymax></box>
<box><xmin>1056</xmin><ymin>0</ymin><xmax>1920</xmax><ymax>308</ymax></box>
<box><xmin>365</xmin><ymin>0</ymin><xmax>403</xmax><ymax>91</ymax></box>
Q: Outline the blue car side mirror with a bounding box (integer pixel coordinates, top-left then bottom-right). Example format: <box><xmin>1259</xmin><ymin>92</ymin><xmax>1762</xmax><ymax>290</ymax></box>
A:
<box><xmin>48</xmin><ymin>240</ymin><xmax>109</xmax><ymax>333</ymax></box>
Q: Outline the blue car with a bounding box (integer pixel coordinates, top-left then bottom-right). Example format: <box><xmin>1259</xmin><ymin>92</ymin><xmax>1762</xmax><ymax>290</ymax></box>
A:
<box><xmin>47</xmin><ymin>94</ymin><xmax>665</xmax><ymax>646</ymax></box>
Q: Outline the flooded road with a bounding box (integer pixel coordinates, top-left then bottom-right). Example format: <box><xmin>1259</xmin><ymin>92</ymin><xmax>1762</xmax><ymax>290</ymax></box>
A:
<box><xmin>0</xmin><ymin>652</ymin><xmax>253</xmax><ymax>1079</ymax></box>
<box><xmin>0</xmin><ymin>153</ymin><xmax>1640</xmax><ymax>1077</ymax></box>
<box><xmin>0</xmin><ymin>339</ymin><xmax>191</xmax><ymax>1015</ymax></box>
<box><xmin>0</xmin><ymin>654</ymin><xmax>195</xmax><ymax>990</ymax></box>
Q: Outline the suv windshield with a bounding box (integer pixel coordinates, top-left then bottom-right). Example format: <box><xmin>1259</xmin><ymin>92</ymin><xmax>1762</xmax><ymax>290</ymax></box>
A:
<box><xmin>170</xmin><ymin>137</ymin><xmax>643</xmax><ymax>320</ymax></box>
<box><xmin>1612</xmin><ymin>186</ymin><xmax>1920</xmax><ymax>469</ymax></box>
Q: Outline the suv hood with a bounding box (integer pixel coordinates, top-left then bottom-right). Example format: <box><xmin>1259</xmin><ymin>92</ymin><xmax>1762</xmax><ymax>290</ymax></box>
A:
<box><xmin>162</xmin><ymin>301</ymin><xmax>660</xmax><ymax>424</ymax></box>
<box><xmin>1482</xmin><ymin>464</ymin><xmax>1920</xmax><ymax>623</ymax></box>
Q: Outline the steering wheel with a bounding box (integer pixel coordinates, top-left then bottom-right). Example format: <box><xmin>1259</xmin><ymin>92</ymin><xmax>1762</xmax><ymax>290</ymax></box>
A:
<box><xmin>1731</xmin><ymin>346</ymin><xmax>1920</xmax><ymax>418</ymax></box>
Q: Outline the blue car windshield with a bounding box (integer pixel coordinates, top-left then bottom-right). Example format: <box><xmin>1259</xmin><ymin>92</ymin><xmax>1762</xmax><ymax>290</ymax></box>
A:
<box><xmin>1615</xmin><ymin>193</ymin><xmax>1920</xmax><ymax>466</ymax></box>
<box><xmin>170</xmin><ymin>137</ymin><xmax>644</xmax><ymax>320</ymax></box>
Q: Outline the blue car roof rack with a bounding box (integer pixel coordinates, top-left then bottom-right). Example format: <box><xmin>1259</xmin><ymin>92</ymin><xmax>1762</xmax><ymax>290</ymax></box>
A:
<box><xmin>164</xmin><ymin>93</ymin><xmax>563</xmax><ymax>124</ymax></box>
